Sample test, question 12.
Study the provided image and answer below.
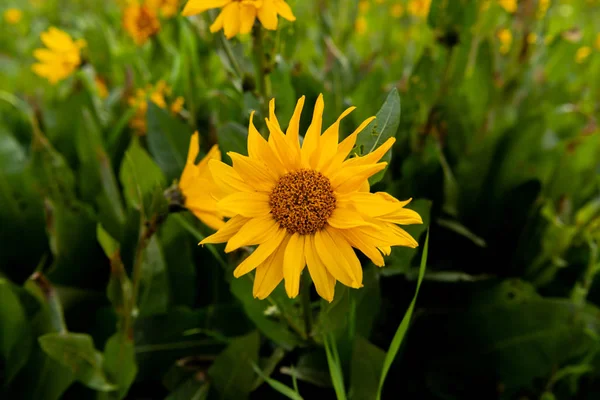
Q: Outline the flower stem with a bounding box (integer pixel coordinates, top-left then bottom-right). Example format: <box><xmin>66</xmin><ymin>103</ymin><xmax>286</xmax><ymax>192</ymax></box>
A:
<box><xmin>252</xmin><ymin>24</ymin><xmax>271</xmax><ymax>123</ymax></box>
<box><xmin>301</xmin><ymin>274</ymin><xmax>313</xmax><ymax>339</ymax></box>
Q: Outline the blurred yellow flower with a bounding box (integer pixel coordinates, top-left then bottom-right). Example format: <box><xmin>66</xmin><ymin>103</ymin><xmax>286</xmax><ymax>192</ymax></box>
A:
<box><xmin>179</xmin><ymin>132</ymin><xmax>225</xmax><ymax>230</ymax></box>
<box><xmin>375</xmin><ymin>0</ymin><xmax>385</xmax><ymax>3</ymax></box>
<box><xmin>537</xmin><ymin>0</ymin><xmax>550</xmax><ymax>19</ymax></box>
<box><xmin>128</xmin><ymin>80</ymin><xmax>184</xmax><ymax>134</ymax></box>
<box><xmin>358</xmin><ymin>0</ymin><xmax>370</xmax><ymax>13</ymax></box>
<box><xmin>575</xmin><ymin>46</ymin><xmax>592</xmax><ymax>63</ymax></box>
<box><xmin>3</xmin><ymin>8</ymin><xmax>22</xmax><ymax>24</ymax></box>
<box><xmin>181</xmin><ymin>0</ymin><xmax>296</xmax><ymax>39</ymax></box>
<box><xmin>123</xmin><ymin>3</ymin><xmax>161</xmax><ymax>45</ymax></box>
<box><xmin>200</xmin><ymin>95</ymin><xmax>421</xmax><ymax>301</ymax></box>
<box><xmin>391</xmin><ymin>4</ymin><xmax>404</xmax><ymax>18</ymax></box>
<box><xmin>31</xmin><ymin>27</ymin><xmax>86</xmax><ymax>85</ymax></box>
<box><xmin>527</xmin><ymin>32</ymin><xmax>537</xmax><ymax>44</ymax></box>
<box><xmin>95</xmin><ymin>77</ymin><xmax>109</xmax><ymax>99</ymax></box>
<box><xmin>355</xmin><ymin>16</ymin><xmax>367</xmax><ymax>35</ymax></box>
<box><xmin>408</xmin><ymin>0</ymin><xmax>431</xmax><ymax>18</ymax></box>
<box><xmin>498</xmin><ymin>0</ymin><xmax>517</xmax><ymax>13</ymax></box>
<box><xmin>146</xmin><ymin>0</ymin><xmax>180</xmax><ymax>18</ymax></box>
<box><xmin>497</xmin><ymin>28</ymin><xmax>512</xmax><ymax>54</ymax></box>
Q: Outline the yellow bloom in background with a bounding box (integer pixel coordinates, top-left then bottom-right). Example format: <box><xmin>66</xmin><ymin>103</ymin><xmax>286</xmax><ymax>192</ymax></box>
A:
<box><xmin>391</xmin><ymin>4</ymin><xmax>404</xmax><ymax>18</ymax></box>
<box><xmin>95</xmin><ymin>77</ymin><xmax>109</xmax><ymax>99</ymax></box>
<box><xmin>179</xmin><ymin>133</ymin><xmax>225</xmax><ymax>230</ymax></box>
<box><xmin>123</xmin><ymin>3</ymin><xmax>161</xmax><ymax>45</ymax></box>
<box><xmin>497</xmin><ymin>28</ymin><xmax>512</xmax><ymax>54</ymax></box>
<box><xmin>575</xmin><ymin>46</ymin><xmax>592</xmax><ymax>64</ymax></box>
<box><xmin>146</xmin><ymin>0</ymin><xmax>180</xmax><ymax>18</ymax></box>
<box><xmin>181</xmin><ymin>0</ymin><xmax>296</xmax><ymax>39</ymax></box>
<box><xmin>32</xmin><ymin>27</ymin><xmax>86</xmax><ymax>85</ymax></box>
<box><xmin>498</xmin><ymin>0</ymin><xmax>517</xmax><ymax>13</ymax></box>
<box><xmin>200</xmin><ymin>95</ymin><xmax>422</xmax><ymax>302</ymax></box>
<box><xmin>355</xmin><ymin>16</ymin><xmax>367</xmax><ymax>35</ymax></box>
<box><xmin>128</xmin><ymin>80</ymin><xmax>184</xmax><ymax>134</ymax></box>
<box><xmin>527</xmin><ymin>32</ymin><xmax>538</xmax><ymax>44</ymax></box>
<box><xmin>408</xmin><ymin>0</ymin><xmax>431</xmax><ymax>18</ymax></box>
<box><xmin>537</xmin><ymin>0</ymin><xmax>550</xmax><ymax>19</ymax></box>
<box><xmin>3</xmin><ymin>8</ymin><xmax>22</xmax><ymax>24</ymax></box>
<box><xmin>358</xmin><ymin>0</ymin><xmax>370</xmax><ymax>14</ymax></box>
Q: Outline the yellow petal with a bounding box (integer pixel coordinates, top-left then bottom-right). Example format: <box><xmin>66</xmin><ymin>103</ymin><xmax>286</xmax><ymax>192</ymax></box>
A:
<box><xmin>208</xmin><ymin>159</ymin><xmax>254</xmax><ymax>195</ymax></box>
<box><xmin>379</xmin><ymin>207</ymin><xmax>423</xmax><ymax>225</ymax></box>
<box><xmin>314</xmin><ymin>229</ymin><xmax>361</xmax><ymax>288</ymax></box>
<box><xmin>253</xmin><ymin>237</ymin><xmax>287</xmax><ymax>299</ymax></box>
<box><xmin>265</xmin><ymin>118</ymin><xmax>298</xmax><ymax>171</ymax></box>
<box><xmin>322</xmin><ymin>116</ymin><xmax>375</xmax><ymax>176</ymax></box>
<box><xmin>200</xmin><ymin>215</ymin><xmax>249</xmax><ymax>245</ymax></box>
<box><xmin>268</xmin><ymin>98</ymin><xmax>282</xmax><ymax>132</ymax></box>
<box><xmin>305</xmin><ymin>235</ymin><xmax>336</xmax><ymax>302</ymax></box>
<box><xmin>189</xmin><ymin>210</ymin><xmax>226</xmax><ymax>230</ymax></box>
<box><xmin>257</xmin><ymin>2</ymin><xmax>278</xmax><ymax>30</ymax></box>
<box><xmin>327</xmin><ymin>226</ymin><xmax>363</xmax><ymax>286</ymax></box>
<box><xmin>274</xmin><ymin>0</ymin><xmax>296</xmax><ymax>21</ymax></box>
<box><xmin>217</xmin><ymin>191</ymin><xmax>271</xmax><ymax>218</ymax></box>
<box><xmin>343</xmin><ymin>137</ymin><xmax>396</xmax><ymax>168</ymax></box>
<box><xmin>222</xmin><ymin>2</ymin><xmax>241</xmax><ymax>38</ymax></box>
<box><xmin>248</xmin><ymin>111</ymin><xmax>285</xmax><ymax>172</ymax></box>
<box><xmin>282</xmin><ymin>233</ymin><xmax>305</xmax><ymax>298</ymax></box>
<box><xmin>327</xmin><ymin>206</ymin><xmax>371</xmax><ymax>229</ymax></box>
<box><xmin>339</xmin><ymin>228</ymin><xmax>385</xmax><ymax>267</ymax></box>
<box><xmin>225</xmin><ymin>215</ymin><xmax>279</xmax><ymax>252</ymax></box>
<box><xmin>209</xmin><ymin>8</ymin><xmax>226</xmax><ymax>33</ymax></box>
<box><xmin>182</xmin><ymin>0</ymin><xmax>229</xmax><ymax>16</ymax></box>
<box><xmin>331</xmin><ymin>163</ymin><xmax>387</xmax><ymax>193</ymax></box>
<box><xmin>301</xmin><ymin>94</ymin><xmax>324</xmax><ymax>168</ymax></box>
<box><xmin>285</xmin><ymin>95</ymin><xmax>305</xmax><ymax>153</ymax></box>
<box><xmin>317</xmin><ymin>106</ymin><xmax>356</xmax><ymax>171</ymax></box>
<box><xmin>239</xmin><ymin>4</ymin><xmax>257</xmax><ymax>34</ymax></box>
<box><xmin>233</xmin><ymin>227</ymin><xmax>287</xmax><ymax>277</ymax></box>
<box><xmin>229</xmin><ymin>152</ymin><xmax>278</xmax><ymax>192</ymax></box>
<box><xmin>339</xmin><ymin>192</ymin><xmax>411</xmax><ymax>218</ymax></box>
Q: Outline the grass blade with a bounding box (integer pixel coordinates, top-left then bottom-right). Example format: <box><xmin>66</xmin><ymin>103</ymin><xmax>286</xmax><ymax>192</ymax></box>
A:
<box><xmin>323</xmin><ymin>333</ymin><xmax>347</xmax><ymax>400</ymax></box>
<box><xmin>250</xmin><ymin>362</ymin><xmax>304</xmax><ymax>400</ymax></box>
<box><xmin>376</xmin><ymin>229</ymin><xmax>429</xmax><ymax>400</ymax></box>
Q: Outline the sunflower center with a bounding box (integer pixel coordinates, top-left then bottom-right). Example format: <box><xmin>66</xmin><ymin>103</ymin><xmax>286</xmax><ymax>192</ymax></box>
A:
<box><xmin>269</xmin><ymin>169</ymin><xmax>336</xmax><ymax>235</ymax></box>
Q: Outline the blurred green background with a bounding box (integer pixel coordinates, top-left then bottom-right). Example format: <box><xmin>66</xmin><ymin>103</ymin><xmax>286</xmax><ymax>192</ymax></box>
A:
<box><xmin>1</xmin><ymin>0</ymin><xmax>600</xmax><ymax>399</ymax></box>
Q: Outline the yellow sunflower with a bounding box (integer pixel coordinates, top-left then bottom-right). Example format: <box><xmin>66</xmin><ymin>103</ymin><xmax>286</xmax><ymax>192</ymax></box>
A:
<box><xmin>32</xmin><ymin>27</ymin><xmax>86</xmax><ymax>85</ymax></box>
<box><xmin>4</xmin><ymin>8</ymin><xmax>22</xmax><ymax>24</ymax></box>
<box><xmin>181</xmin><ymin>0</ymin><xmax>296</xmax><ymax>39</ymax></box>
<box><xmin>123</xmin><ymin>3</ymin><xmax>161</xmax><ymax>45</ymax></box>
<box><xmin>146</xmin><ymin>0</ymin><xmax>180</xmax><ymax>18</ymax></box>
<box><xmin>179</xmin><ymin>132</ymin><xmax>225</xmax><ymax>230</ymax></box>
<box><xmin>200</xmin><ymin>95</ymin><xmax>422</xmax><ymax>302</ymax></box>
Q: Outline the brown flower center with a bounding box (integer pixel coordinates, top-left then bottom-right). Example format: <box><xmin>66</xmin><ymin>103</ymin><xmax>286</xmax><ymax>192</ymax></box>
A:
<box><xmin>269</xmin><ymin>169</ymin><xmax>336</xmax><ymax>235</ymax></box>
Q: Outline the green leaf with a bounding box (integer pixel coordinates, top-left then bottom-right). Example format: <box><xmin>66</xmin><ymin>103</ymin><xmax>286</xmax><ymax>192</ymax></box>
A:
<box><xmin>230</xmin><ymin>277</ymin><xmax>303</xmax><ymax>350</ymax></box>
<box><xmin>138</xmin><ymin>236</ymin><xmax>170</xmax><ymax>317</ymax></box>
<box><xmin>355</xmin><ymin>88</ymin><xmax>401</xmax><ymax>185</ymax></box>
<box><xmin>251</xmin><ymin>362</ymin><xmax>303</xmax><ymax>400</ymax></box>
<box><xmin>146</xmin><ymin>102</ymin><xmax>191</xmax><ymax>182</ymax></box>
<box><xmin>349</xmin><ymin>336</ymin><xmax>385</xmax><ymax>400</ymax></box>
<box><xmin>208</xmin><ymin>331</ymin><xmax>260</xmax><ymax>400</ymax></box>
<box><xmin>377</xmin><ymin>229</ymin><xmax>429</xmax><ymax>400</ymax></box>
<box><xmin>97</xmin><ymin>224</ymin><xmax>120</xmax><ymax>258</ymax></box>
<box><xmin>103</xmin><ymin>333</ymin><xmax>138</xmax><ymax>399</ymax></box>
<box><xmin>39</xmin><ymin>332</ymin><xmax>117</xmax><ymax>392</ymax></box>
<box><xmin>270</xmin><ymin>59</ymin><xmax>296</xmax><ymax>125</ymax></box>
<box><xmin>323</xmin><ymin>333</ymin><xmax>347</xmax><ymax>400</ymax></box>
<box><xmin>217</xmin><ymin>122</ymin><xmax>248</xmax><ymax>157</ymax></box>
<box><xmin>119</xmin><ymin>137</ymin><xmax>166</xmax><ymax>212</ymax></box>
<box><xmin>0</xmin><ymin>279</ymin><xmax>33</xmax><ymax>384</ymax></box>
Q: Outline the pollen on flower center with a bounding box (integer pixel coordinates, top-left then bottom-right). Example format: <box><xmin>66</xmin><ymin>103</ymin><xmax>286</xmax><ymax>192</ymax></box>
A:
<box><xmin>269</xmin><ymin>169</ymin><xmax>336</xmax><ymax>235</ymax></box>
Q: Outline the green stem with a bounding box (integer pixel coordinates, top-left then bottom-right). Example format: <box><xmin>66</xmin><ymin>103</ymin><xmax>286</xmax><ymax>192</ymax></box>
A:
<box><xmin>300</xmin><ymin>275</ymin><xmax>313</xmax><ymax>339</ymax></box>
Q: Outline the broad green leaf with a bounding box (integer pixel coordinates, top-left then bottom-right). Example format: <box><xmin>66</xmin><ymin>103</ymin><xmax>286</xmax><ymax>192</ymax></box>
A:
<box><xmin>39</xmin><ymin>332</ymin><xmax>117</xmax><ymax>392</ymax></box>
<box><xmin>137</xmin><ymin>236</ymin><xmax>170</xmax><ymax>317</ymax></box>
<box><xmin>251</xmin><ymin>362</ymin><xmax>303</xmax><ymax>400</ymax></box>
<box><xmin>103</xmin><ymin>333</ymin><xmax>138</xmax><ymax>399</ymax></box>
<box><xmin>119</xmin><ymin>137</ymin><xmax>166</xmax><ymax>212</ymax></box>
<box><xmin>146</xmin><ymin>102</ymin><xmax>191</xmax><ymax>182</ymax></box>
<box><xmin>355</xmin><ymin>88</ymin><xmax>401</xmax><ymax>185</ymax></box>
<box><xmin>0</xmin><ymin>279</ymin><xmax>32</xmax><ymax>384</ymax></box>
<box><xmin>377</xmin><ymin>230</ymin><xmax>429</xmax><ymax>400</ymax></box>
<box><xmin>217</xmin><ymin>122</ymin><xmax>248</xmax><ymax>157</ymax></box>
<box><xmin>349</xmin><ymin>336</ymin><xmax>385</xmax><ymax>400</ymax></box>
<box><xmin>208</xmin><ymin>331</ymin><xmax>260</xmax><ymax>400</ymax></box>
<box><xmin>269</xmin><ymin>59</ymin><xmax>296</xmax><ymax>125</ymax></box>
<box><xmin>230</xmin><ymin>277</ymin><xmax>303</xmax><ymax>350</ymax></box>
